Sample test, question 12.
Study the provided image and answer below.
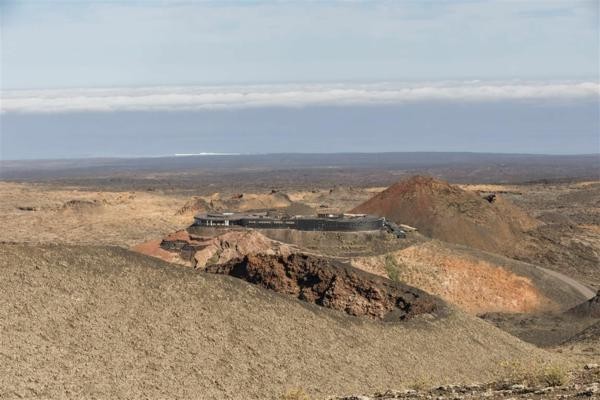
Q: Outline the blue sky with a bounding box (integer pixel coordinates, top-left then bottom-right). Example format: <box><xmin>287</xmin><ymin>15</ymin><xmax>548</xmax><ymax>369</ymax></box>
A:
<box><xmin>0</xmin><ymin>1</ymin><xmax>598</xmax><ymax>159</ymax></box>
<box><xmin>1</xmin><ymin>0</ymin><xmax>598</xmax><ymax>88</ymax></box>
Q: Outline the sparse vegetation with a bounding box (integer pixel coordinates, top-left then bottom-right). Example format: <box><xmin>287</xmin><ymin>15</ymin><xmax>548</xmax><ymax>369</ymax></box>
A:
<box><xmin>498</xmin><ymin>360</ymin><xmax>571</xmax><ymax>387</ymax></box>
<box><xmin>499</xmin><ymin>359</ymin><xmax>531</xmax><ymax>384</ymax></box>
<box><xmin>280</xmin><ymin>388</ymin><xmax>311</xmax><ymax>400</ymax></box>
<box><xmin>2</xmin><ymin>171</ymin><xmax>599</xmax><ymax>399</ymax></box>
<box><xmin>407</xmin><ymin>376</ymin><xmax>431</xmax><ymax>391</ymax></box>
<box><xmin>205</xmin><ymin>252</ymin><xmax>220</xmax><ymax>266</ymax></box>
<box><xmin>384</xmin><ymin>254</ymin><xmax>400</xmax><ymax>282</ymax></box>
<box><xmin>538</xmin><ymin>364</ymin><xmax>571</xmax><ymax>387</ymax></box>
<box><xmin>1</xmin><ymin>243</ymin><xmax>562</xmax><ymax>399</ymax></box>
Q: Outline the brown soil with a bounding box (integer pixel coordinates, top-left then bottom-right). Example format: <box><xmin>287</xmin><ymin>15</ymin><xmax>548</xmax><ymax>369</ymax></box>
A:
<box><xmin>176</xmin><ymin>191</ymin><xmax>295</xmax><ymax>216</ymax></box>
<box><xmin>352</xmin><ymin>240</ymin><xmax>566</xmax><ymax>315</ymax></box>
<box><xmin>566</xmin><ymin>320</ymin><xmax>600</xmax><ymax>344</ymax></box>
<box><xmin>560</xmin><ymin>320</ymin><xmax>600</xmax><ymax>361</ymax></box>
<box><xmin>481</xmin><ymin>312</ymin><xmax>599</xmax><ymax>348</ymax></box>
<box><xmin>176</xmin><ymin>186</ymin><xmax>379</xmax><ymax>217</ymax></box>
<box><xmin>176</xmin><ymin>196</ymin><xmax>214</xmax><ymax>215</ymax></box>
<box><xmin>205</xmin><ymin>253</ymin><xmax>445</xmax><ymax>321</ymax></box>
<box><xmin>0</xmin><ymin>182</ymin><xmax>191</xmax><ymax>247</ymax></box>
<box><xmin>0</xmin><ymin>243</ymin><xmax>561</xmax><ymax>399</ymax></box>
<box><xmin>567</xmin><ymin>291</ymin><xmax>600</xmax><ymax>318</ymax></box>
<box><xmin>2</xmin><ymin>174</ymin><xmax>598</xmax><ymax>398</ymax></box>
<box><xmin>516</xmin><ymin>223</ymin><xmax>600</xmax><ymax>290</ymax></box>
<box><xmin>130</xmin><ymin>238</ymin><xmax>190</xmax><ymax>266</ymax></box>
<box><xmin>351</xmin><ymin>176</ymin><xmax>540</xmax><ymax>255</ymax></box>
<box><xmin>493</xmin><ymin>181</ymin><xmax>600</xmax><ymax>289</ymax></box>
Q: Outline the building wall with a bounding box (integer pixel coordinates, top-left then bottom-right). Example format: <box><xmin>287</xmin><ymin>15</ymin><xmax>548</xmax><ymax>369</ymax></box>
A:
<box><xmin>193</xmin><ymin>216</ymin><xmax>385</xmax><ymax>232</ymax></box>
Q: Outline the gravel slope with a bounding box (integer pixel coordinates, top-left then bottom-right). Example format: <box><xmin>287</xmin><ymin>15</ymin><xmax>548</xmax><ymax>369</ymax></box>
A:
<box><xmin>0</xmin><ymin>243</ymin><xmax>561</xmax><ymax>399</ymax></box>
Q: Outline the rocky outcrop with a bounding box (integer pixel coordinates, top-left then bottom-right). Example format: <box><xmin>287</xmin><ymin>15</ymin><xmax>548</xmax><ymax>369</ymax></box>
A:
<box><xmin>192</xmin><ymin>230</ymin><xmax>292</xmax><ymax>268</ymax></box>
<box><xmin>205</xmin><ymin>253</ymin><xmax>445</xmax><ymax>321</ymax></box>
<box><xmin>135</xmin><ymin>229</ymin><xmax>294</xmax><ymax>268</ymax></box>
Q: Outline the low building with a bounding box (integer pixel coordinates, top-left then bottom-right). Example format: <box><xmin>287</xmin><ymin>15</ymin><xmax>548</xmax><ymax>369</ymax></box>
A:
<box><xmin>193</xmin><ymin>212</ymin><xmax>386</xmax><ymax>232</ymax></box>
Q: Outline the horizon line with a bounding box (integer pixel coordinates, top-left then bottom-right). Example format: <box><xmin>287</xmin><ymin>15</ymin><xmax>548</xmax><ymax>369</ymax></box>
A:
<box><xmin>1</xmin><ymin>151</ymin><xmax>599</xmax><ymax>163</ymax></box>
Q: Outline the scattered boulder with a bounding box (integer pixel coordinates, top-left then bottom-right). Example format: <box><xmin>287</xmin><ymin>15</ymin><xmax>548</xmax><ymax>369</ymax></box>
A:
<box><xmin>16</xmin><ymin>205</ymin><xmax>39</xmax><ymax>211</ymax></box>
<box><xmin>483</xmin><ymin>193</ymin><xmax>497</xmax><ymax>203</ymax></box>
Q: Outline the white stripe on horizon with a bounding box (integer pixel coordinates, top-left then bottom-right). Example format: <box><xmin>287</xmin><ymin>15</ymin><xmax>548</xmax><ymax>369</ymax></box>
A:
<box><xmin>2</xmin><ymin>81</ymin><xmax>598</xmax><ymax>114</ymax></box>
<box><xmin>174</xmin><ymin>153</ymin><xmax>241</xmax><ymax>156</ymax></box>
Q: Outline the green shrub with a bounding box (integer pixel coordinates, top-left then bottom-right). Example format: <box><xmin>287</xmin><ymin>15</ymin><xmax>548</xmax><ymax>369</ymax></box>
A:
<box><xmin>384</xmin><ymin>254</ymin><xmax>400</xmax><ymax>282</ymax></box>
<box><xmin>498</xmin><ymin>360</ymin><xmax>571</xmax><ymax>387</ymax></box>
<box><xmin>205</xmin><ymin>252</ymin><xmax>220</xmax><ymax>266</ymax></box>
<box><xmin>407</xmin><ymin>376</ymin><xmax>431</xmax><ymax>391</ymax></box>
<box><xmin>537</xmin><ymin>364</ymin><xmax>570</xmax><ymax>387</ymax></box>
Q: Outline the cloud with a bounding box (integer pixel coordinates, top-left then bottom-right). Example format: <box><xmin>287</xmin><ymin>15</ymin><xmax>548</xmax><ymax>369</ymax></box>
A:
<box><xmin>1</xmin><ymin>81</ymin><xmax>598</xmax><ymax>114</ymax></box>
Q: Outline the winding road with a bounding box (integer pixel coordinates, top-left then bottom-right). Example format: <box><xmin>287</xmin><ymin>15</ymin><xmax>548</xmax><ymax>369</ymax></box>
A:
<box><xmin>537</xmin><ymin>265</ymin><xmax>596</xmax><ymax>300</ymax></box>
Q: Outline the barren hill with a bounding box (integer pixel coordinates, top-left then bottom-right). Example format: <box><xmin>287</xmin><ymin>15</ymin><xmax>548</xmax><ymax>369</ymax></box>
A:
<box><xmin>133</xmin><ymin>226</ymin><xmax>589</xmax><ymax>316</ymax></box>
<box><xmin>567</xmin><ymin>290</ymin><xmax>600</xmax><ymax>318</ymax></box>
<box><xmin>351</xmin><ymin>176</ymin><xmax>540</xmax><ymax>255</ymax></box>
<box><xmin>351</xmin><ymin>239</ymin><xmax>589</xmax><ymax>315</ymax></box>
<box><xmin>559</xmin><ymin>320</ymin><xmax>600</xmax><ymax>362</ymax></box>
<box><xmin>0</xmin><ymin>243</ymin><xmax>560</xmax><ymax>399</ymax></box>
<box><xmin>562</xmin><ymin>320</ymin><xmax>600</xmax><ymax>348</ymax></box>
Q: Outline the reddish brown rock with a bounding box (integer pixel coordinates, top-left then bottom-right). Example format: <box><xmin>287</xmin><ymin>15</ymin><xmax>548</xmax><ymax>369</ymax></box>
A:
<box><xmin>205</xmin><ymin>253</ymin><xmax>445</xmax><ymax>321</ymax></box>
<box><xmin>351</xmin><ymin>175</ymin><xmax>540</xmax><ymax>255</ymax></box>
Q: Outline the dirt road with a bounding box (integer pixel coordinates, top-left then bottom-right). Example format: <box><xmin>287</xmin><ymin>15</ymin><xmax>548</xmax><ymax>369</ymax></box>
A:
<box><xmin>537</xmin><ymin>266</ymin><xmax>596</xmax><ymax>300</ymax></box>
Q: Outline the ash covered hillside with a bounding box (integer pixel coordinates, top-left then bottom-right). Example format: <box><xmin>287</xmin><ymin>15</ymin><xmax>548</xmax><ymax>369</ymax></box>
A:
<box><xmin>0</xmin><ymin>243</ymin><xmax>560</xmax><ymax>400</ymax></box>
<box><xmin>567</xmin><ymin>290</ymin><xmax>600</xmax><ymax>319</ymax></box>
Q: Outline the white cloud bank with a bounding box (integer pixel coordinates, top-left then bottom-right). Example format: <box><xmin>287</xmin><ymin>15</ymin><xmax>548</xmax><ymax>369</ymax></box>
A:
<box><xmin>1</xmin><ymin>81</ymin><xmax>598</xmax><ymax>114</ymax></box>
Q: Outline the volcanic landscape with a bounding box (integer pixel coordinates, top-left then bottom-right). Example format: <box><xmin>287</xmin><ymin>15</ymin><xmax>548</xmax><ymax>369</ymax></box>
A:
<box><xmin>1</xmin><ymin>153</ymin><xmax>599</xmax><ymax>399</ymax></box>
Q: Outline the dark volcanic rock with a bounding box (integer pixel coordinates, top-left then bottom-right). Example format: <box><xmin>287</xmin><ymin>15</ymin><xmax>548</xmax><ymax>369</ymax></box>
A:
<box><xmin>61</xmin><ymin>199</ymin><xmax>102</xmax><ymax>210</ymax></box>
<box><xmin>205</xmin><ymin>253</ymin><xmax>446</xmax><ymax>321</ymax></box>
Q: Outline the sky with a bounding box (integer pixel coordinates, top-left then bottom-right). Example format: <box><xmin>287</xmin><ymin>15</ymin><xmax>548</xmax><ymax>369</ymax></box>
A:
<box><xmin>0</xmin><ymin>0</ymin><xmax>599</xmax><ymax>159</ymax></box>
